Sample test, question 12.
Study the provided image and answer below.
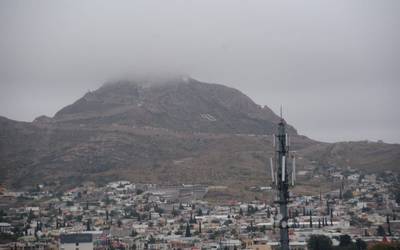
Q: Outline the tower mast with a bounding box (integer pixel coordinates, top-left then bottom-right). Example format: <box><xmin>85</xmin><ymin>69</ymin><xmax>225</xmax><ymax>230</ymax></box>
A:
<box><xmin>270</xmin><ymin>116</ymin><xmax>294</xmax><ymax>250</ymax></box>
<box><xmin>277</xmin><ymin>118</ymin><xmax>289</xmax><ymax>250</ymax></box>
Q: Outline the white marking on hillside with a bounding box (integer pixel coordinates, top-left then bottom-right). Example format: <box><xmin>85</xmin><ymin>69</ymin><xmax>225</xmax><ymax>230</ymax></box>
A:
<box><xmin>200</xmin><ymin>113</ymin><xmax>217</xmax><ymax>121</ymax></box>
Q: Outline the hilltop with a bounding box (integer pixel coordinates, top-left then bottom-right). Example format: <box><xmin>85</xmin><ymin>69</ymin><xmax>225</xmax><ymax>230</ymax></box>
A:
<box><xmin>52</xmin><ymin>77</ymin><xmax>296</xmax><ymax>135</ymax></box>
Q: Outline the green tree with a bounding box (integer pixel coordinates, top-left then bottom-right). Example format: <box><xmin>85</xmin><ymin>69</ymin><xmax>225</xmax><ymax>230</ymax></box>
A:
<box><xmin>355</xmin><ymin>239</ymin><xmax>367</xmax><ymax>250</ymax></box>
<box><xmin>185</xmin><ymin>222</ymin><xmax>191</xmax><ymax>237</ymax></box>
<box><xmin>172</xmin><ymin>206</ymin><xmax>180</xmax><ymax>217</ymax></box>
<box><xmin>198</xmin><ymin>221</ymin><xmax>202</xmax><ymax>234</ymax></box>
<box><xmin>0</xmin><ymin>209</ymin><xmax>6</xmax><ymax>222</ymax></box>
<box><xmin>343</xmin><ymin>190</ymin><xmax>353</xmax><ymax>200</ymax></box>
<box><xmin>307</xmin><ymin>235</ymin><xmax>333</xmax><ymax>250</ymax></box>
<box><xmin>86</xmin><ymin>219</ymin><xmax>91</xmax><ymax>231</ymax></box>
<box><xmin>148</xmin><ymin>235</ymin><xmax>156</xmax><ymax>244</ymax></box>
<box><xmin>27</xmin><ymin>209</ymin><xmax>34</xmax><ymax>223</ymax></box>
<box><xmin>102</xmin><ymin>196</ymin><xmax>111</xmax><ymax>205</ymax></box>
<box><xmin>377</xmin><ymin>225</ymin><xmax>386</xmax><ymax>236</ymax></box>
<box><xmin>76</xmin><ymin>215</ymin><xmax>83</xmax><ymax>222</ymax></box>
<box><xmin>154</xmin><ymin>206</ymin><xmax>164</xmax><ymax>214</ymax></box>
<box><xmin>339</xmin><ymin>234</ymin><xmax>352</xmax><ymax>247</ymax></box>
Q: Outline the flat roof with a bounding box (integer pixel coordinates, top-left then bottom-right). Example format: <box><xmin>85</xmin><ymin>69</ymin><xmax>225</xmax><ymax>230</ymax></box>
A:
<box><xmin>60</xmin><ymin>233</ymin><xmax>92</xmax><ymax>244</ymax></box>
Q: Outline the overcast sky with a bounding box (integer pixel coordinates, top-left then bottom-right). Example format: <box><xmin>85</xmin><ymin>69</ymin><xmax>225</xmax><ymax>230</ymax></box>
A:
<box><xmin>0</xmin><ymin>0</ymin><xmax>399</xmax><ymax>143</ymax></box>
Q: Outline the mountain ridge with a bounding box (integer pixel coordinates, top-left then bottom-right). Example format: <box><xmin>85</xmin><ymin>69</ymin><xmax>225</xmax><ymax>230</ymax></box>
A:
<box><xmin>49</xmin><ymin>77</ymin><xmax>297</xmax><ymax>135</ymax></box>
<box><xmin>0</xmin><ymin>77</ymin><xmax>399</xmax><ymax>195</ymax></box>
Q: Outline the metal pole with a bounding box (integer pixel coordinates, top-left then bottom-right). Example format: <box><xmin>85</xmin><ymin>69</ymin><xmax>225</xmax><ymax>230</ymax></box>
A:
<box><xmin>276</xmin><ymin>118</ymin><xmax>290</xmax><ymax>250</ymax></box>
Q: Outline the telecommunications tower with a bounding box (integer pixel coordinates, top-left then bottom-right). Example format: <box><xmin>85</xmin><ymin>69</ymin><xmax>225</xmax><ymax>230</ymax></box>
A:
<box><xmin>270</xmin><ymin>111</ymin><xmax>296</xmax><ymax>250</ymax></box>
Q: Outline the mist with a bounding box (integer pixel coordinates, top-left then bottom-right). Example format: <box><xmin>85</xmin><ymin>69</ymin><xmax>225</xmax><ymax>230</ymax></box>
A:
<box><xmin>0</xmin><ymin>0</ymin><xmax>399</xmax><ymax>143</ymax></box>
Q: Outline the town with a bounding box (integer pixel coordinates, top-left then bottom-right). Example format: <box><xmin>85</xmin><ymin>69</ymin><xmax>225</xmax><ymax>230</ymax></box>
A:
<box><xmin>0</xmin><ymin>167</ymin><xmax>399</xmax><ymax>249</ymax></box>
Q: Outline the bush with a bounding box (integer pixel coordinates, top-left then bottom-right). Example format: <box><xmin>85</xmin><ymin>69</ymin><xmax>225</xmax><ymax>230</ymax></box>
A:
<box><xmin>339</xmin><ymin>234</ymin><xmax>352</xmax><ymax>247</ymax></box>
<box><xmin>355</xmin><ymin>239</ymin><xmax>367</xmax><ymax>250</ymax></box>
<box><xmin>307</xmin><ymin>235</ymin><xmax>333</xmax><ymax>250</ymax></box>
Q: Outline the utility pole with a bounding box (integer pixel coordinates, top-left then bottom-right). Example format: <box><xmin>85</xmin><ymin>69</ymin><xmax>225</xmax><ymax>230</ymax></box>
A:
<box><xmin>270</xmin><ymin>115</ymin><xmax>295</xmax><ymax>250</ymax></box>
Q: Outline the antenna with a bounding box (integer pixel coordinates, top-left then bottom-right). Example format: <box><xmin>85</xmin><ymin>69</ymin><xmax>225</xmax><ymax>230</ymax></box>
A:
<box><xmin>270</xmin><ymin>158</ymin><xmax>275</xmax><ymax>184</ymax></box>
<box><xmin>292</xmin><ymin>152</ymin><xmax>296</xmax><ymax>186</ymax></box>
<box><xmin>281</xmin><ymin>156</ymin><xmax>286</xmax><ymax>182</ymax></box>
<box><xmin>280</xmin><ymin>105</ymin><xmax>283</xmax><ymax>118</ymax></box>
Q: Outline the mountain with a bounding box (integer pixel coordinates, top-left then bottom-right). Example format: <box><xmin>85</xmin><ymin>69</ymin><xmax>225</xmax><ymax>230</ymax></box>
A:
<box><xmin>52</xmin><ymin>77</ymin><xmax>296</xmax><ymax>135</ymax></box>
<box><xmin>0</xmin><ymin>77</ymin><xmax>399</xmax><ymax>197</ymax></box>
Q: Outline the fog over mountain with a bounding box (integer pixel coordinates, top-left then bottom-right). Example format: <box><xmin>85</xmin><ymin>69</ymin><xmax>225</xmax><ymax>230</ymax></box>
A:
<box><xmin>0</xmin><ymin>0</ymin><xmax>399</xmax><ymax>143</ymax></box>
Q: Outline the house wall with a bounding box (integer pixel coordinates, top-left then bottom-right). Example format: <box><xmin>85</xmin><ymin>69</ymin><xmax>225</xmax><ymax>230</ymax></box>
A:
<box><xmin>60</xmin><ymin>242</ymin><xmax>93</xmax><ymax>250</ymax></box>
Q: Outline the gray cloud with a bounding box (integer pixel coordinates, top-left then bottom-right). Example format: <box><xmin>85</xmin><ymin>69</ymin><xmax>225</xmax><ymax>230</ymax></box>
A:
<box><xmin>0</xmin><ymin>0</ymin><xmax>399</xmax><ymax>143</ymax></box>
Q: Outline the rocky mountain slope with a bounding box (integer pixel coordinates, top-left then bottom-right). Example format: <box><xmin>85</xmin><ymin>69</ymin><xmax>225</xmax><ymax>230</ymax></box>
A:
<box><xmin>0</xmin><ymin>77</ymin><xmax>399</xmax><ymax>195</ymax></box>
<box><xmin>52</xmin><ymin>77</ymin><xmax>296</xmax><ymax>135</ymax></box>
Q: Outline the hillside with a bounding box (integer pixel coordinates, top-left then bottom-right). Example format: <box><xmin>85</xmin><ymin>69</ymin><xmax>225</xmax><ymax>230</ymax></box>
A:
<box><xmin>302</xmin><ymin>140</ymin><xmax>400</xmax><ymax>173</ymax></box>
<box><xmin>0</xmin><ymin>77</ymin><xmax>399</xmax><ymax>197</ymax></box>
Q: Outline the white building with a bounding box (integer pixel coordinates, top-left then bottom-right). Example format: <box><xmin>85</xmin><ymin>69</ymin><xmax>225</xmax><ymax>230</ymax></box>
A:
<box><xmin>348</xmin><ymin>174</ymin><xmax>360</xmax><ymax>181</ymax></box>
